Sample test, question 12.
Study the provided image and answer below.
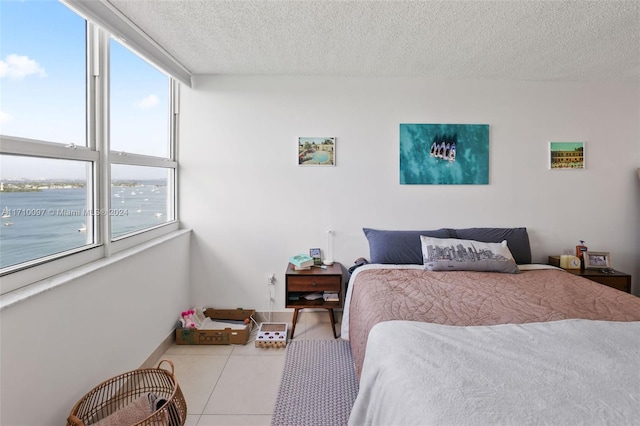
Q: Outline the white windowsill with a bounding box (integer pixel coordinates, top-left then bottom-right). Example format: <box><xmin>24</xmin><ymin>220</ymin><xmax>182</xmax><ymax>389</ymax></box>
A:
<box><xmin>0</xmin><ymin>228</ymin><xmax>191</xmax><ymax>311</ymax></box>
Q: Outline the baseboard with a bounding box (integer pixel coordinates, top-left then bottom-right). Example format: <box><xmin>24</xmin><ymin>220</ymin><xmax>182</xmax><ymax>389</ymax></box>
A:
<box><xmin>140</xmin><ymin>330</ymin><xmax>174</xmax><ymax>369</ymax></box>
<box><xmin>254</xmin><ymin>310</ymin><xmax>292</xmax><ymax>323</ymax></box>
<box><xmin>254</xmin><ymin>309</ymin><xmax>342</xmax><ymax>323</ymax></box>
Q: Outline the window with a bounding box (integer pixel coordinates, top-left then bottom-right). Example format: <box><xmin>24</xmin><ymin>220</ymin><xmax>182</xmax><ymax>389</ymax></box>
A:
<box><xmin>0</xmin><ymin>1</ymin><xmax>178</xmax><ymax>290</ymax></box>
<box><xmin>0</xmin><ymin>1</ymin><xmax>95</xmax><ymax>276</ymax></box>
<box><xmin>109</xmin><ymin>38</ymin><xmax>175</xmax><ymax>239</ymax></box>
<box><xmin>110</xmin><ymin>39</ymin><xmax>170</xmax><ymax>158</ymax></box>
<box><xmin>111</xmin><ymin>165</ymin><xmax>173</xmax><ymax>238</ymax></box>
<box><xmin>0</xmin><ymin>156</ymin><xmax>93</xmax><ymax>269</ymax></box>
<box><xmin>0</xmin><ymin>0</ymin><xmax>86</xmax><ymax>146</ymax></box>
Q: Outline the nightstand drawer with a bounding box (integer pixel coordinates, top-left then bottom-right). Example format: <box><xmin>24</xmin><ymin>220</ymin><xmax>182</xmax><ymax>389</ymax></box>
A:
<box><xmin>287</xmin><ymin>275</ymin><xmax>341</xmax><ymax>292</ymax></box>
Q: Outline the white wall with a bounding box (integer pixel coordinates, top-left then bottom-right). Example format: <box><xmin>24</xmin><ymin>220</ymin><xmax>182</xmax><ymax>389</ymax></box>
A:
<box><xmin>0</xmin><ymin>231</ymin><xmax>190</xmax><ymax>425</ymax></box>
<box><xmin>637</xmin><ymin>105</ymin><xmax>640</xmax><ymax>293</ymax></box>
<box><xmin>180</xmin><ymin>76</ymin><xmax>640</xmax><ymax>311</ymax></box>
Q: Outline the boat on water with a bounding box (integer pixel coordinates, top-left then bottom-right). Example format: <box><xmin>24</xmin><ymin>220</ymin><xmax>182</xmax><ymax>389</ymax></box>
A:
<box><xmin>430</xmin><ymin>141</ymin><xmax>456</xmax><ymax>163</ymax></box>
<box><xmin>448</xmin><ymin>145</ymin><xmax>456</xmax><ymax>162</ymax></box>
<box><xmin>4</xmin><ymin>221</ymin><xmax>14</xmax><ymax>226</ymax></box>
<box><xmin>78</xmin><ymin>224</ymin><xmax>87</xmax><ymax>232</ymax></box>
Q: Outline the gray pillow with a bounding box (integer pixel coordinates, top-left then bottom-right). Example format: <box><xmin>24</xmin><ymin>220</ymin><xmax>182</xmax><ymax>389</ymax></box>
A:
<box><xmin>420</xmin><ymin>236</ymin><xmax>520</xmax><ymax>273</ymax></box>
<box><xmin>448</xmin><ymin>227</ymin><xmax>531</xmax><ymax>264</ymax></box>
<box><xmin>363</xmin><ymin>228</ymin><xmax>452</xmax><ymax>264</ymax></box>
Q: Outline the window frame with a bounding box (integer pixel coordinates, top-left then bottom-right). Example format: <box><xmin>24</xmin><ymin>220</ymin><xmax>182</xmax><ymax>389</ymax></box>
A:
<box><xmin>0</xmin><ymin>12</ymin><xmax>180</xmax><ymax>295</ymax></box>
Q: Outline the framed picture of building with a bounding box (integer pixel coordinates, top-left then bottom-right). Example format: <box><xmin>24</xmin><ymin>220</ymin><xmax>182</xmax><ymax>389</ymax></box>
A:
<box><xmin>298</xmin><ymin>137</ymin><xmax>335</xmax><ymax>166</ymax></box>
<box><xmin>549</xmin><ymin>142</ymin><xmax>585</xmax><ymax>170</ymax></box>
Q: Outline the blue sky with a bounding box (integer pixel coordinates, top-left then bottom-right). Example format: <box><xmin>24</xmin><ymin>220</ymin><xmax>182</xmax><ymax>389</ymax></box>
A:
<box><xmin>550</xmin><ymin>142</ymin><xmax>584</xmax><ymax>151</ymax></box>
<box><xmin>0</xmin><ymin>0</ymin><xmax>169</xmax><ymax>180</ymax></box>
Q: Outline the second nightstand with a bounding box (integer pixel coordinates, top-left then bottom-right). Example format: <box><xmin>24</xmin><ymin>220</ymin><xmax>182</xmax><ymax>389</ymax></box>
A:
<box><xmin>285</xmin><ymin>262</ymin><xmax>343</xmax><ymax>339</ymax></box>
<box><xmin>548</xmin><ymin>256</ymin><xmax>631</xmax><ymax>293</ymax></box>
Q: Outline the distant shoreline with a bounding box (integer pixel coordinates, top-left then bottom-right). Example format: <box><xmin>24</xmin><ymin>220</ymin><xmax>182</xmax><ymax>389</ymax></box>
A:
<box><xmin>0</xmin><ymin>180</ymin><xmax>166</xmax><ymax>193</ymax></box>
<box><xmin>0</xmin><ymin>182</ymin><xmax>85</xmax><ymax>193</ymax></box>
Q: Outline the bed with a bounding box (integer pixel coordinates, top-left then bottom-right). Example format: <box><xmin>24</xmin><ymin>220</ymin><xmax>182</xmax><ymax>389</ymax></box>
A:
<box><xmin>343</xmin><ymin>227</ymin><xmax>640</xmax><ymax>425</ymax></box>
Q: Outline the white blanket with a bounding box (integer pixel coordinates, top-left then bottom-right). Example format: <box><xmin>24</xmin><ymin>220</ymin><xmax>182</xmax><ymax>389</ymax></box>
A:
<box><xmin>349</xmin><ymin>319</ymin><xmax>640</xmax><ymax>426</ymax></box>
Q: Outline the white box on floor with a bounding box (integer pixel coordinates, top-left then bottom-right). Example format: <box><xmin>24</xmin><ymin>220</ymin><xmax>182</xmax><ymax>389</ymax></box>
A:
<box><xmin>255</xmin><ymin>323</ymin><xmax>288</xmax><ymax>348</ymax></box>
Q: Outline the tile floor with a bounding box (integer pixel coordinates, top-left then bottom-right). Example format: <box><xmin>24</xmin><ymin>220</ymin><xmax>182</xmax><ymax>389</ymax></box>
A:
<box><xmin>158</xmin><ymin>311</ymin><xmax>341</xmax><ymax>426</ymax></box>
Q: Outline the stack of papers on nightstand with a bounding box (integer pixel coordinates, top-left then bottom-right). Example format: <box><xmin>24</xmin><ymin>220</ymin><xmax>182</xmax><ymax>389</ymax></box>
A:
<box><xmin>323</xmin><ymin>292</ymin><xmax>339</xmax><ymax>302</ymax></box>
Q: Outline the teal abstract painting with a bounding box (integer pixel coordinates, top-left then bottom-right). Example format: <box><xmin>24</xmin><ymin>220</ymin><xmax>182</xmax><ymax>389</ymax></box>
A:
<box><xmin>400</xmin><ymin>123</ymin><xmax>489</xmax><ymax>185</ymax></box>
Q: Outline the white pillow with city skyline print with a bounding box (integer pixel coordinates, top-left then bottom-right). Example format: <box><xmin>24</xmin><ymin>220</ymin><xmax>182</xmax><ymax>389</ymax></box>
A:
<box><xmin>420</xmin><ymin>236</ymin><xmax>519</xmax><ymax>273</ymax></box>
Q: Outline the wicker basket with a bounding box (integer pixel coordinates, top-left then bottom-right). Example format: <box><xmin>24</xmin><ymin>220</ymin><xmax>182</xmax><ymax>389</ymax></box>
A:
<box><xmin>66</xmin><ymin>359</ymin><xmax>187</xmax><ymax>426</ymax></box>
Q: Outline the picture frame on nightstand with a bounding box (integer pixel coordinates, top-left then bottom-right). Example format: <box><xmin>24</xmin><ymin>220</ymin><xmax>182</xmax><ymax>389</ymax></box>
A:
<box><xmin>583</xmin><ymin>251</ymin><xmax>612</xmax><ymax>270</ymax></box>
<box><xmin>309</xmin><ymin>248</ymin><xmax>322</xmax><ymax>265</ymax></box>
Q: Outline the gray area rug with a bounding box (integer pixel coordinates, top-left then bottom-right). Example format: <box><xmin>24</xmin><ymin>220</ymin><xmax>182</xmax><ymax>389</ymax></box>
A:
<box><xmin>272</xmin><ymin>340</ymin><xmax>359</xmax><ymax>426</ymax></box>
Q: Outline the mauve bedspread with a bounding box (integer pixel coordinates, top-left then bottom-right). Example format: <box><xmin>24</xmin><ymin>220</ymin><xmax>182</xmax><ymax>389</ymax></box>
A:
<box><xmin>346</xmin><ymin>265</ymin><xmax>640</xmax><ymax>377</ymax></box>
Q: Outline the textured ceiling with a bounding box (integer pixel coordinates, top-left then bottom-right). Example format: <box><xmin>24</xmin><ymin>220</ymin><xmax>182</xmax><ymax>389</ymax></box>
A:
<box><xmin>107</xmin><ymin>0</ymin><xmax>640</xmax><ymax>82</ymax></box>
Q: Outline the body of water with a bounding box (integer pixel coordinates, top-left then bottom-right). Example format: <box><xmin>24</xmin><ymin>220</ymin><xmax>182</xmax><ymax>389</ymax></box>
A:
<box><xmin>0</xmin><ymin>183</ymin><xmax>168</xmax><ymax>269</ymax></box>
<box><xmin>312</xmin><ymin>151</ymin><xmax>330</xmax><ymax>163</ymax></box>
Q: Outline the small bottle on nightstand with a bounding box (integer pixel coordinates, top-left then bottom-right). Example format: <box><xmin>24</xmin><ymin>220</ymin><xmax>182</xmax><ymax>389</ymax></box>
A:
<box><xmin>575</xmin><ymin>240</ymin><xmax>587</xmax><ymax>269</ymax></box>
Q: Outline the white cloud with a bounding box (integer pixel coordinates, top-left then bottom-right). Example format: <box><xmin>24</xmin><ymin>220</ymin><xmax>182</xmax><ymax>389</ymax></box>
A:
<box><xmin>0</xmin><ymin>54</ymin><xmax>47</xmax><ymax>80</ymax></box>
<box><xmin>0</xmin><ymin>110</ymin><xmax>13</xmax><ymax>124</ymax></box>
<box><xmin>135</xmin><ymin>94</ymin><xmax>159</xmax><ymax>109</ymax></box>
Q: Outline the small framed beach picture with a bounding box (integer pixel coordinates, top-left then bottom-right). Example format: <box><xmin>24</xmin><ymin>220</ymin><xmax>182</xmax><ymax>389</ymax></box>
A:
<box><xmin>549</xmin><ymin>142</ymin><xmax>585</xmax><ymax>170</ymax></box>
<box><xmin>298</xmin><ymin>137</ymin><xmax>335</xmax><ymax>166</ymax></box>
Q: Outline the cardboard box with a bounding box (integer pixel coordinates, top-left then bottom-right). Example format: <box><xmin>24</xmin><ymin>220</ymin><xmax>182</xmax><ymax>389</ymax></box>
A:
<box><xmin>175</xmin><ymin>308</ymin><xmax>255</xmax><ymax>345</ymax></box>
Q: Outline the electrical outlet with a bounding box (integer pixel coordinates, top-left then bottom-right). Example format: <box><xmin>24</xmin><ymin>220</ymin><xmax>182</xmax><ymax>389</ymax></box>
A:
<box><xmin>267</xmin><ymin>273</ymin><xmax>275</xmax><ymax>285</ymax></box>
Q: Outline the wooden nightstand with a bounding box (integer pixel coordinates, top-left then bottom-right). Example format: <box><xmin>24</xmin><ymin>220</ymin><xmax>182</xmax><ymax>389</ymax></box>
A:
<box><xmin>285</xmin><ymin>262</ymin><xmax>343</xmax><ymax>339</ymax></box>
<box><xmin>548</xmin><ymin>256</ymin><xmax>631</xmax><ymax>293</ymax></box>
